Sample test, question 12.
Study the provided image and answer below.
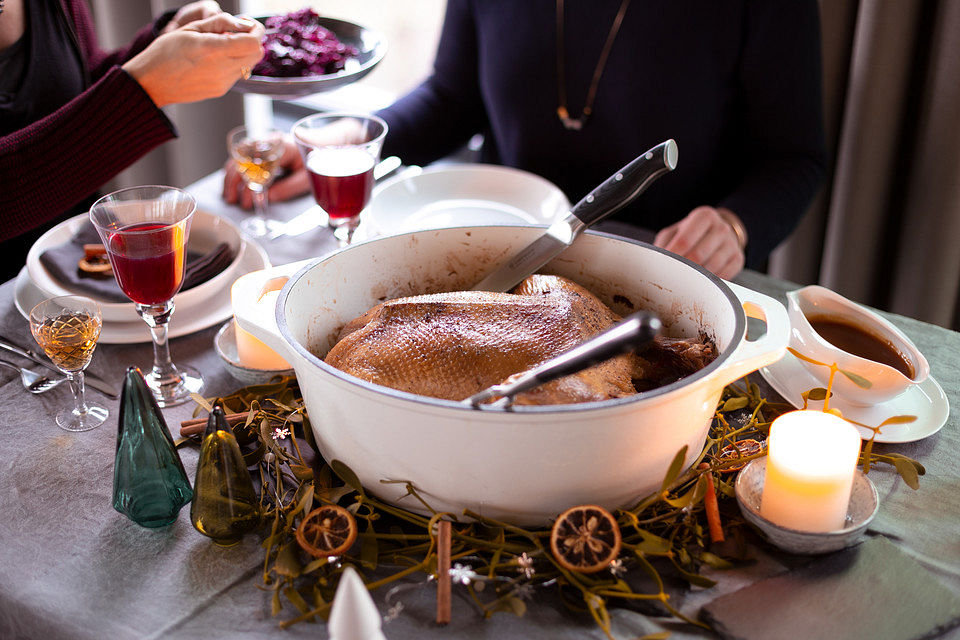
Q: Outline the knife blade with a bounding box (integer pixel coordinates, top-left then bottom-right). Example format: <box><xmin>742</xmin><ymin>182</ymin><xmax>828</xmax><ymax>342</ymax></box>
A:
<box><xmin>472</xmin><ymin>139</ymin><xmax>678</xmax><ymax>293</ymax></box>
<box><xmin>0</xmin><ymin>334</ymin><xmax>119</xmax><ymax>398</ymax></box>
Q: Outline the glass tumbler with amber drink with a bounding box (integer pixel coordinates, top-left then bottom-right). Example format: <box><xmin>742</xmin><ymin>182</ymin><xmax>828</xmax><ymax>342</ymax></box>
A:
<box><xmin>89</xmin><ymin>186</ymin><xmax>203</xmax><ymax>407</ymax></box>
<box><xmin>228</xmin><ymin>125</ymin><xmax>285</xmax><ymax>238</ymax></box>
<box><xmin>30</xmin><ymin>295</ymin><xmax>108</xmax><ymax>431</ymax></box>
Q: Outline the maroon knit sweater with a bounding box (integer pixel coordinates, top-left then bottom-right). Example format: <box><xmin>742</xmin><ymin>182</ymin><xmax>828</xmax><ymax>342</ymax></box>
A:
<box><xmin>0</xmin><ymin>0</ymin><xmax>176</xmax><ymax>243</ymax></box>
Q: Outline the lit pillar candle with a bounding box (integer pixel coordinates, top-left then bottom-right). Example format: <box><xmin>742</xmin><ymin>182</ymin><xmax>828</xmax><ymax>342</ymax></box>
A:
<box><xmin>231</xmin><ymin>277</ymin><xmax>291</xmax><ymax>370</ymax></box>
<box><xmin>760</xmin><ymin>410</ymin><xmax>861</xmax><ymax>532</ymax></box>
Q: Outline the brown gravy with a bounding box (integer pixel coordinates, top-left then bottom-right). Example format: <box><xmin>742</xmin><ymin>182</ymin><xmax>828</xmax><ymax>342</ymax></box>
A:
<box><xmin>807</xmin><ymin>315</ymin><xmax>914</xmax><ymax>378</ymax></box>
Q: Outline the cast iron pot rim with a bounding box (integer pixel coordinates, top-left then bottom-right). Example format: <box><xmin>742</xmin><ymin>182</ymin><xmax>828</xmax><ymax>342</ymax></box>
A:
<box><xmin>275</xmin><ymin>227</ymin><xmax>746</xmax><ymax>414</ymax></box>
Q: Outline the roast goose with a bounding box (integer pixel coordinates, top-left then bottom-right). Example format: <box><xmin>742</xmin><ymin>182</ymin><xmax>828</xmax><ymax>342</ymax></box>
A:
<box><xmin>324</xmin><ymin>275</ymin><xmax>717</xmax><ymax>405</ymax></box>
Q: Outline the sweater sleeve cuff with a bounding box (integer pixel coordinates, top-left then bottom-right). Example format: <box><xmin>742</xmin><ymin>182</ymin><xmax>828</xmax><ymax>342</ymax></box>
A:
<box><xmin>116</xmin><ymin>66</ymin><xmax>177</xmax><ymax>135</ymax></box>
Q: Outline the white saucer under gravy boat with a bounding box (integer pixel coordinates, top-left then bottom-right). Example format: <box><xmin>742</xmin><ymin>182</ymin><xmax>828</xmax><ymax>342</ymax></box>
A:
<box><xmin>786</xmin><ymin>286</ymin><xmax>929</xmax><ymax>406</ymax></box>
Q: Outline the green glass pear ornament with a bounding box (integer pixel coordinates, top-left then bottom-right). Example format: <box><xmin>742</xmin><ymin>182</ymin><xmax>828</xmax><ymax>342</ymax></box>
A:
<box><xmin>112</xmin><ymin>367</ymin><xmax>193</xmax><ymax>527</ymax></box>
<box><xmin>190</xmin><ymin>405</ymin><xmax>261</xmax><ymax>546</ymax></box>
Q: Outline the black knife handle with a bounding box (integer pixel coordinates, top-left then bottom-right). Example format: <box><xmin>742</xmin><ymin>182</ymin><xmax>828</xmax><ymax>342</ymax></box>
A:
<box><xmin>568</xmin><ymin>139</ymin><xmax>678</xmax><ymax>228</ymax></box>
<box><xmin>521</xmin><ymin>312</ymin><xmax>662</xmax><ymax>385</ymax></box>
<box><xmin>465</xmin><ymin>312</ymin><xmax>662</xmax><ymax>408</ymax></box>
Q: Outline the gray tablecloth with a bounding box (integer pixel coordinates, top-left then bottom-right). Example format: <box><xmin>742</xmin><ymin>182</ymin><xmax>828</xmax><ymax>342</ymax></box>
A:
<box><xmin>0</xmin><ymin>174</ymin><xmax>958</xmax><ymax>639</ymax></box>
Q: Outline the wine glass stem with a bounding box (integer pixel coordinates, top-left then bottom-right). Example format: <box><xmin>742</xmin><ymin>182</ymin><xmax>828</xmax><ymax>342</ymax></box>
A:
<box><xmin>137</xmin><ymin>302</ymin><xmax>181</xmax><ymax>387</ymax></box>
<box><xmin>66</xmin><ymin>371</ymin><xmax>89</xmax><ymax>416</ymax></box>
<box><xmin>251</xmin><ymin>187</ymin><xmax>269</xmax><ymax>223</ymax></box>
<box><xmin>332</xmin><ymin>216</ymin><xmax>360</xmax><ymax>247</ymax></box>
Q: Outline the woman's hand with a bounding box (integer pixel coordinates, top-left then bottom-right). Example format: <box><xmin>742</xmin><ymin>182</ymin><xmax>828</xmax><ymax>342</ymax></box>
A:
<box><xmin>654</xmin><ymin>206</ymin><xmax>746</xmax><ymax>280</ymax></box>
<box><xmin>223</xmin><ymin>138</ymin><xmax>310</xmax><ymax>208</ymax></box>
<box><xmin>124</xmin><ymin>14</ymin><xmax>264</xmax><ymax>108</ymax></box>
<box><xmin>162</xmin><ymin>0</ymin><xmax>223</xmax><ymax>33</ymax></box>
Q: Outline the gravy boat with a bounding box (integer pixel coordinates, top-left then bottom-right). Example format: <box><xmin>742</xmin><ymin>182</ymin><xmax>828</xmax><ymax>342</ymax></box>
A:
<box><xmin>786</xmin><ymin>286</ymin><xmax>928</xmax><ymax>406</ymax></box>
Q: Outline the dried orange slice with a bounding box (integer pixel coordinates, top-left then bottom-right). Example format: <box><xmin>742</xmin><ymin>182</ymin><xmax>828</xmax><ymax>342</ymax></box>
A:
<box><xmin>77</xmin><ymin>247</ymin><xmax>113</xmax><ymax>276</ymax></box>
<box><xmin>717</xmin><ymin>438</ymin><xmax>764</xmax><ymax>473</ymax></box>
<box><xmin>550</xmin><ymin>505</ymin><xmax>621</xmax><ymax>574</ymax></box>
<box><xmin>295</xmin><ymin>505</ymin><xmax>358</xmax><ymax>557</ymax></box>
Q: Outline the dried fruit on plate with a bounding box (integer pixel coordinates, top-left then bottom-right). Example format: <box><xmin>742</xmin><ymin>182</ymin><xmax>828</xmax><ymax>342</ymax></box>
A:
<box><xmin>78</xmin><ymin>243</ymin><xmax>113</xmax><ymax>277</ymax></box>
<box><xmin>296</xmin><ymin>505</ymin><xmax>358</xmax><ymax>557</ymax></box>
<box><xmin>550</xmin><ymin>504</ymin><xmax>622</xmax><ymax>573</ymax></box>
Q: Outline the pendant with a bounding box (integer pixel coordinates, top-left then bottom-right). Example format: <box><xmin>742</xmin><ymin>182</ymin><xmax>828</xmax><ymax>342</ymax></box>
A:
<box><xmin>557</xmin><ymin>106</ymin><xmax>586</xmax><ymax>131</ymax></box>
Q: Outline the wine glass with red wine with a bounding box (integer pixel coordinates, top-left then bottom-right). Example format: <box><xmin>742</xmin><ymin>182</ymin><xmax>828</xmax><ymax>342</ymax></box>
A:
<box><xmin>89</xmin><ymin>186</ymin><xmax>204</xmax><ymax>407</ymax></box>
<box><xmin>292</xmin><ymin>113</ymin><xmax>387</xmax><ymax>247</ymax></box>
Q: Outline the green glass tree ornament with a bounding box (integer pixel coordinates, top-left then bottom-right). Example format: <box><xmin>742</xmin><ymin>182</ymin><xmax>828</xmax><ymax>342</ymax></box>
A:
<box><xmin>113</xmin><ymin>367</ymin><xmax>193</xmax><ymax>527</ymax></box>
<box><xmin>190</xmin><ymin>405</ymin><xmax>261</xmax><ymax>546</ymax></box>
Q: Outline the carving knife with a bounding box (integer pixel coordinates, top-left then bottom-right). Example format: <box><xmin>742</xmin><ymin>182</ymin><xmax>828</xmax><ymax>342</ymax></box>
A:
<box><xmin>472</xmin><ymin>139</ymin><xmax>678</xmax><ymax>293</ymax></box>
<box><xmin>0</xmin><ymin>334</ymin><xmax>120</xmax><ymax>399</ymax></box>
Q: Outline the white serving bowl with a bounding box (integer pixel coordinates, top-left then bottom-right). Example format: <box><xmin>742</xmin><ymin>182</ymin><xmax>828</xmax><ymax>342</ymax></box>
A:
<box><xmin>26</xmin><ymin>210</ymin><xmax>245</xmax><ymax>323</ymax></box>
<box><xmin>234</xmin><ymin>226</ymin><xmax>790</xmax><ymax>525</ymax></box>
<box><xmin>214</xmin><ymin>320</ymin><xmax>294</xmax><ymax>386</ymax></box>
<box><xmin>735</xmin><ymin>457</ymin><xmax>879</xmax><ymax>555</ymax></box>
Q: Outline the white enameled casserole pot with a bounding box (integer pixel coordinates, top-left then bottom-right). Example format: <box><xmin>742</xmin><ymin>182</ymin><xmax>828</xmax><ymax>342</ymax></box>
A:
<box><xmin>234</xmin><ymin>226</ymin><xmax>788</xmax><ymax>525</ymax></box>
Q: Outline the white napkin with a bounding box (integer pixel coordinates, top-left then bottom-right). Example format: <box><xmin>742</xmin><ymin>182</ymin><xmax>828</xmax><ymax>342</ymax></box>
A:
<box><xmin>328</xmin><ymin>566</ymin><xmax>388</xmax><ymax>640</ymax></box>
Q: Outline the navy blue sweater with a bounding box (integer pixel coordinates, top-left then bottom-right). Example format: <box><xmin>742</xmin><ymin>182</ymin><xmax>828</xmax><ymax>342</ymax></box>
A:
<box><xmin>378</xmin><ymin>0</ymin><xmax>826</xmax><ymax>267</ymax></box>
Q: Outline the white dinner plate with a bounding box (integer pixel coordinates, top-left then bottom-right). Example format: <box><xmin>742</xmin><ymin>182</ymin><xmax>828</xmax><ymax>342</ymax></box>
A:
<box><xmin>25</xmin><ymin>210</ymin><xmax>245</xmax><ymax>323</ymax></box>
<box><xmin>15</xmin><ymin>240</ymin><xmax>269</xmax><ymax>344</ymax></box>
<box><xmin>365</xmin><ymin>164</ymin><xmax>571</xmax><ymax>236</ymax></box>
<box><xmin>759</xmin><ymin>349</ymin><xmax>949</xmax><ymax>443</ymax></box>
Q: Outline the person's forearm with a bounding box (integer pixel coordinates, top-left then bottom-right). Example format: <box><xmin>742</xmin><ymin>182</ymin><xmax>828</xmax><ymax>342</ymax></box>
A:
<box><xmin>376</xmin><ymin>0</ymin><xmax>486</xmax><ymax>165</ymax></box>
<box><xmin>86</xmin><ymin>10</ymin><xmax>177</xmax><ymax>81</ymax></box>
<box><xmin>0</xmin><ymin>67</ymin><xmax>176</xmax><ymax>242</ymax></box>
<box><xmin>377</xmin><ymin>81</ymin><xmax>486</xmax><ymax>166</ymax></box>
<box><xmin>720</xmin><ymin>0</ymin><xmax>827</xmax><ymax>267</ymax></box>
<box><xmin>720</xmin><ymin>151</ymin><xmax>825</xmax><ymax>265</ymax></box>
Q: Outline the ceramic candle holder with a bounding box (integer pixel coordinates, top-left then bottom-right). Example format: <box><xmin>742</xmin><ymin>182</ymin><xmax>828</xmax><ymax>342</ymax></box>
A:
<box><xmin>735</xmin><ymin>458</ymin><xmax>879</xmax><ymax>555</ymax></box>
<box><xmin>215</xmin><ymin>320</ymin><xmax>294</xmax><ymax>386</ymax></box>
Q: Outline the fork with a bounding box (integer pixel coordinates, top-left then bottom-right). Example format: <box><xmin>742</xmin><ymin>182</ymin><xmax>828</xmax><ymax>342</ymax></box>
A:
<box><xmin>0</xmin><ymin>358</ymin><xmax>65</xmax><ymax>394</ymax></box>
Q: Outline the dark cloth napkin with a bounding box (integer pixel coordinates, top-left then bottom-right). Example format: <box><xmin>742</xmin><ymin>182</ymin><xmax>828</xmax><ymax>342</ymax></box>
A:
<box><xmin>700</xmin><ymin>536</ymin><xmax>960</xmax><ymax>640</ymax></box>
<box><xmin>38</xmin><ymin>220</ymin><xmax>236</xmax><ymax>303</ymax></box>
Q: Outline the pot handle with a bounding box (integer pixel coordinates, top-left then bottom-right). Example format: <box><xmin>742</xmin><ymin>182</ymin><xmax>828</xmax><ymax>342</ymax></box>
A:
<box><xmin>231</xmin><ymin>259</ymin><xmax>313</xmax><ymax>362</ymax></box>
<box><xmin>712</xmin><ymin>282</ymin><xmax>789</xmax><ymax>386</ymax></box>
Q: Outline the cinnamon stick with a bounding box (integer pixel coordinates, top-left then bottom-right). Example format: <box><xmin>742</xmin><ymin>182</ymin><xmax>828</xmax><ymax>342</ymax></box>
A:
<box><xmin>700</xmin><ymin>463</ymin><xmax>725</xmax><ymax>543</ymax></box>
<box><xmin>179</xmin><ymin>411</ymin><xmax>250</xmax><ymax>437</ymax></box>
<box><xmin>436</xmin><ymin>520</ymin><xmax>452</xmax><ymax>625</ymax></box>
